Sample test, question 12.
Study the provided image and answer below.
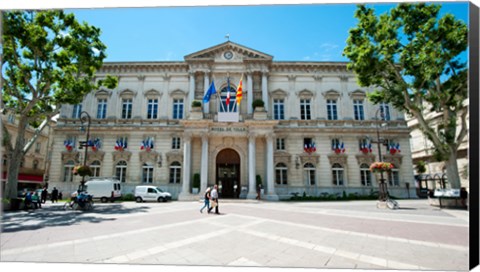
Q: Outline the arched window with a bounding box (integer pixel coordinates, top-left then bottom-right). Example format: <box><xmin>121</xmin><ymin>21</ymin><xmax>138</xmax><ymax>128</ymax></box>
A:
<box><xmin>388</xmin><ymin>167</ymin><xmax>400</xmax><ymax>186</ymax></box>
<box><xmin>142</xmin><ymin>163</ymin><xmax>154</xmax><ymax>183</ymax></box>
<box><xmin>332</xmin><ymin>163</ymin><xmax>344</xmax><ymax>186</ymax></box>
<box><xmin>116</xmin><ymin>161</ymin><xmax>128</xmax><ymax>183</ymax></box>
<box><xmin>304</xmin><ymin>163</ymin><xmax>316</xmax><ymax>186</ymax></box>
<box><xmin>219</xmin><ymin>85</ymin><xmax>237</xmax><ymax>112</ymax></box>
<box><xmin>275</xmin><ymin>163</ymin><xmax>288</xmax><ymax>185</ymax></box>
<box><xmin>63</xmin><ymin>160</ymin><xmax>75</xmax><ymax>182</ymax></box>
<box><xmin>90</xmin><ymin>160</ymin><xmax>101</xmax><ymax>177</ymax></box>
<box><xmin>169</xmin><ymin>161</ymin><xmax>181</xmax><ymax>184</ymax></box>
<box><xmin>360</xmin><ymin>163</ymin><xmax>371</xmax><ymax>186</ymax></box>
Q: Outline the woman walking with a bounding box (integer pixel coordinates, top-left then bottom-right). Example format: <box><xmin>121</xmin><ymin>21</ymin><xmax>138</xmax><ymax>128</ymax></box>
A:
<box><xmin>200</xmin><ymin>187</ymin><xmax>211</xmax><ymax>213</ymax></box>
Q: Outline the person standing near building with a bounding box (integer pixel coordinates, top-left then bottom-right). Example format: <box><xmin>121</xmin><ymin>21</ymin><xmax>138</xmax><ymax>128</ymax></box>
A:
<box><xmin>208</xmin><ymin>185</ymin><xmax>220</xmax><ymax>214</ymax></box>
<box><xmin>51</xmin><ymin>187</ymin><xmax>59</xmax><ymax>203</ymax></box>
<box><xmin>41</xmin><ymin>187</ymin><xmax>48</xmax><ymax>204</ymax></box>
<box><xmin>200</xmin><ymin>187</ymin><xmax>211</xmax><ymax>213</ymax></box>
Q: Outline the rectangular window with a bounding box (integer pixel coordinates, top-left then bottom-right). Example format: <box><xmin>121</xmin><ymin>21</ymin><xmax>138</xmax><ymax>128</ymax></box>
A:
<box><xmin>380</xmin><ymin>103</ymin><xmax>391</xmax><ymax>121</ymax></box>
<box><xmin>142</xmin><ymin>165</ymin><xmax>154</xmax><ymax>183</ymax></box>
<box><xmin>273</xmin><ymin>99</ymin><xmax>285</xmax><ymax>120</ymax></box>
<box><xmin>35</xmin><ymin>142</ymin><xmax>41</xmax><ymax>153</ymax></box>
<box><xmin>172</xmin><ymin>137</ymin><xmax>181</xmax><ymax>150</ymax></box>
<box><xmin>361</xmin><ymin>169</ymin><xmax>372</xmax><ymax>186</ymax></box>
<box><xmin>147</xmin><ymin>99</ymin><xmax>158</xmax><ymax>119</ymax></box>
<box><xmin>169</xmin><ymin>167</ymin><xmax>181</xmax><ymax>184</ymax></box>
<box><xmin>300</xmin><ymin>99</ymin><xmax>311</xmax><ymax>120</ymax></box>
<box><xmin>332</xmin><ymin>170</ymin><xmax>344</xmax><ymax>186</ymax></box>
<box><xmin>275</xmin><ymin>167</ymin><xmax>288</xmax><ymax>185</ymax></box>
<box><xmin>97</xmin><ymin>99</ymin><xmax>107</xmax><ymax>119</ymax></box>
<box><xmin>72</xmin><ymin>104</ymin><xmax>82</xmax><ymax>119</ymax></box>
<box><xmin>353</xmin><ymin>99</ymin><xmax>364</xmax><ymax>120</ymax></box>
<box><xmin>276</xmin><ymin>138</ymin><xmax>285</xmax><ymax>151</ymax></box>
<box><xmin>327</xmin><ymin>99</ymin><xmax>338</xmax><ymax>120</ymax></box>
<box><xmin>122</xmin><ymin>99</ymin><xmax>133</xmax><ymax>119</ymax></box>
<box><xmin>173</xmin><ymin>99</ymin><xmax>184</xmax><ymax>119</ymax></box>
<box><xmin>388</xmin><ymin>170</ymin><xmax>400</xmax><ymax>186</ymax></box>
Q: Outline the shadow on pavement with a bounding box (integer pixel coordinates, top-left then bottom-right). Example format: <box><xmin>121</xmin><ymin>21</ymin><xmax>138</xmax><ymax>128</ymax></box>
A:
<box><xmin>1</xmin><ymin>203</ymin><xmax>151</xmax><ymax>233</ymax></box>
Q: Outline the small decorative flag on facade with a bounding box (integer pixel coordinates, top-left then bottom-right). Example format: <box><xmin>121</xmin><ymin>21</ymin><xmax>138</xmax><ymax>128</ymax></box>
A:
<box><xmin>91</xmin><ymin>138</ymin><xmax>101</xmax><ymax>151</ymax></box>
<box><xmin>141</xmin><ymin>138</ymin><xmax>154</xmax><ymax>151</ymax></box>
<box><xmin>64</xmin><ymin>140</ymin><xmax>74</xmax><ymax>151</ymax></box>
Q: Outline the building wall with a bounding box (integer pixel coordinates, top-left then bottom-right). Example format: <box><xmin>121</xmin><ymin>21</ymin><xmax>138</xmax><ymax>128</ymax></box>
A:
<box><xmin>407</xmin><ymin>99</ymin><xmax>469</xmax><ymax>191</ymax></box>
<box><xmin>1</xmin><ymin>112</ymin><xmax>52</xmax><ymax>191</ymax></box>
<box><xmin>48</xmin><ymin>42</ymin><xmax>416</xmax><ymax>200</ymax></box>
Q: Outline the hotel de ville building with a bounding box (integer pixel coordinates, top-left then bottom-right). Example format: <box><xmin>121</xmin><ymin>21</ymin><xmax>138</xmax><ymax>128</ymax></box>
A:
<box><xmin>48</xmin><ymin>41</ymin><xmax>416</xmax><ymax>200</ymax></box>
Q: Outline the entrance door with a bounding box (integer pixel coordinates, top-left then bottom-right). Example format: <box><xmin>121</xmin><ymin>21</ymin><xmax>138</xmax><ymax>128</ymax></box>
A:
<box><xmin>216</xmin><ymin>149</ymin><xmax>240</xmax><ymax>198</ymax></box>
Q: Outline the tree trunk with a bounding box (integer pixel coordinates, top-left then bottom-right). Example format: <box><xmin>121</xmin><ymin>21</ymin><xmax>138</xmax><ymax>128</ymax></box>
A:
<box><xmin>445</xmin><ymin>149</ymin><xmax>461</xmax><ymax>189</ymax></box>
<box><xmin>3</xmin><ymin>116</ymin><xmax>28</xmax><ymax>200</ymax></box>
<box><xmin>4</xmin><ymin>149</ymin><xmax>22</xmax><ymax>200</ymax></box>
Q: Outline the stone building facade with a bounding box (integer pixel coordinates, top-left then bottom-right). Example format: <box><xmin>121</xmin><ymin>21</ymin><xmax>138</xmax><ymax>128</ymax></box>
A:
<box><xmin>407</xmin><ymin>99</ymin><xmax>469</xmax><ymax>193</ymax></box>
<box><xmin>1</xmin><ymin>113</ymin><xmax>52</xmax><ymax>192</ymax></box>
<box><xmin>48</xmin><ymin>41</ymin><xmax>416</xmax><ymax>200</ymax></box>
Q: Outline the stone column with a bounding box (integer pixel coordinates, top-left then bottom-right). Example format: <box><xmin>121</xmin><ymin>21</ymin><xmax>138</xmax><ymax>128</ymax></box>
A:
<box><xmin>247</xmin><ymin>133</ymin><xmax>257</xmax><ymax>199</ymax></box>
<box><xmin>203</xmin><ymin>71</ymin><xmax>210</xmax><ymax>114</ymax></box>
<box><xmin>189</xmin><ymin>71</ymin><xmax>195</xmax><ymax>111</ymax></box>
<box><xmin>265</xmin><ymin>133</ymin><xmax>279</xmax><ymax>200</ymax></box>
<box><xmin>247</xmin><ymin>72</ymin><xmax>253</xmax><ymax>115</ymax></box>
<box><xmin>262</xmin><ymin>71</ymin><xmax>269</xmax><ymax>112</ymax></box>
<box><xmin>200</xmin><ymin>133</ymin><xmax>209</xmax><ymax>193</ymax></box>
<box><xmin>178</xmin><ymin>133</ymin><xmax>192</xmax><ymax>200</ymax></box>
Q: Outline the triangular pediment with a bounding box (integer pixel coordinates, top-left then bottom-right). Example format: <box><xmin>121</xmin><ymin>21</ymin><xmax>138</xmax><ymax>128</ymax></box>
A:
<box><xmin>184</xmin><ymin>41</ymin><xmax>273</xmax><ymax>61</ymax></box>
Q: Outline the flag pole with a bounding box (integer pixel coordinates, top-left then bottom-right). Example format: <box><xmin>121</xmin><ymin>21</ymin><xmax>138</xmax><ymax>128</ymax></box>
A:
<box><xmin>213</xmin><ymin>75</ymin><xmax>226</xmax><ymax>113</ymax></box>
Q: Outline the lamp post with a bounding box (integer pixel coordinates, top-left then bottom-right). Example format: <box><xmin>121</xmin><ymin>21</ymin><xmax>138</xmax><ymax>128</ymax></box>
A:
<box><xmin>371</xmin><ymin>107</ymin><xmax>389</xmax><ymax>201</ymax></box>
<box><xmin>78</xmin><ymin>111</ymin><xmax>91</xmax><ymax>192</ymax></box>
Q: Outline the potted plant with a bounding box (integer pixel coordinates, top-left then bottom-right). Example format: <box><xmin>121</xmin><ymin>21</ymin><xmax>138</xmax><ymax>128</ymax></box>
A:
<box><xmin>369</xmin><ymin>161</ymin><xmax>394</xmax><ymax>173</ymax></box>
<box><xmin>73</xmin><ymin>165</ymin><xmax>93</xmax><ymax>177</ymax></box>
<box><xmin>192</xmin><ymin>173</ymin><xmax>200</xmax><ymax>194</ymax></box>
<box><xmin>191</xmin><ymin>100</ymin><xmax>202</xmax><ymax>109</ymax></box>
<box><xmin>252</xmin><ymin>99</ymin><xmax>265</xmax><ymax>111</ymax></box>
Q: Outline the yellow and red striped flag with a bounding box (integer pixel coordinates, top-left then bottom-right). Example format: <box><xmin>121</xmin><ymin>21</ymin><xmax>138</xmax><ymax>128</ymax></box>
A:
<box><xmin>236</xmin><ymin>75</ymin><xmax>243</xmax><ymax>105</ymax></box>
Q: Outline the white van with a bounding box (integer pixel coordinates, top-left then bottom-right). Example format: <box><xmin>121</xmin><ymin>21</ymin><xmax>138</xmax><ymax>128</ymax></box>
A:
<box><xmin>134</xmin><ymin>186</ymin><xmax>171</xmax><ymax>202</ymax></box>
<box><xmin>85</xmin><ymin>178</ymin><xmax>122</xmax><ymax>203</ymax></box>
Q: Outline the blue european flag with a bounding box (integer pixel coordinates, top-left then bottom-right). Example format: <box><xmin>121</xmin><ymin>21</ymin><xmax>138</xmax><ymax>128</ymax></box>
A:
<box><xmin>203</xmin><ymin>80</ymin><xmax>216</xmax><ymax>103</ymax></box>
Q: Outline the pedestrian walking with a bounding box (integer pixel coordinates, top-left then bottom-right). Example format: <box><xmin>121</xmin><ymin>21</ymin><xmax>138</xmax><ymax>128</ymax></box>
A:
<box><xmin>51</xmin><ymin>187</ymin><xmax>59</xmax><ymax>203</ymax></box>
<box><xmin>200</xmin><ymin>187</ymin><xmax>211</xmax><ymax>213</ymax></box>
<box><xmin>256</xmin><ymin>183</ymin><xmax>262</xmax><ymax>200</ymax></box>
<box><xmin>208</xmin><ymin>184</ymin><xmax>220</xmax><ymax>214</ymax></box>
<box><xmin>41</xmin><ymin>187</ymin><xmax>48</xmax><ymax>204</ymax></box>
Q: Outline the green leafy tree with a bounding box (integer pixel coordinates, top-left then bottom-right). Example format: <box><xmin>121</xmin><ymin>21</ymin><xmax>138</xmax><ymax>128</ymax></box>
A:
<box><xmin>343</xmin><ymin>3</ymin><xmax>467</xmax><ymax>189</ymax></box>
<box><xmin>1</xmin><ymin>10</ymin><xmax>117</xmax><ymax>201</ymax></box>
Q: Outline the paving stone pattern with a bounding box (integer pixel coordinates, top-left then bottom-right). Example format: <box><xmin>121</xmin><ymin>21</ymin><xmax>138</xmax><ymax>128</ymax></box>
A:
<box><xmin>0</xmin><ymin>199</ymin><xmax>469</xmax><ymax>271</ymax></box>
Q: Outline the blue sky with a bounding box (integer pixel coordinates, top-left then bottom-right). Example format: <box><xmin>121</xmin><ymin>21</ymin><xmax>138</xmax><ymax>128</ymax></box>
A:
<box><xmin>68</xmin><ymin>2</ymin><xmax>470</xmax><ymax>63</ymax></box>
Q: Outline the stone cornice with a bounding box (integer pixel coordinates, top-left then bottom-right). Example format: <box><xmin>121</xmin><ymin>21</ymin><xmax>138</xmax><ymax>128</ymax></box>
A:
<box><xmin>99</xmin><ymin>62</ymin><xmax>189</xmax><ymax>74</ymax></box>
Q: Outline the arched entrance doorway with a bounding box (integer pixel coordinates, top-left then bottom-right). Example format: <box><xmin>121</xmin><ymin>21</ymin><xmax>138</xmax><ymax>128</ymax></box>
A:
<box><xmin>216</xmin><ymin>148</ymin><xmax>240</xmax><ymax>198</ymax></box>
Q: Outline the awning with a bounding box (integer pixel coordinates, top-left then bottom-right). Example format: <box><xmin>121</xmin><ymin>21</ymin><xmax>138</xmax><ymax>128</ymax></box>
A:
<box><xmin>1</xmin><ymin>172</ymin><xmax>44</xmax><ymax>183</ymax></box>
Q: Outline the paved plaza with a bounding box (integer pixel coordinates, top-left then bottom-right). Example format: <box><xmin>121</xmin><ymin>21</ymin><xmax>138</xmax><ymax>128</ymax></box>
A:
<box><xmin>0</xmin><ymin>199</ymin><xmax>469</xmax><ymax>271</ymax></box>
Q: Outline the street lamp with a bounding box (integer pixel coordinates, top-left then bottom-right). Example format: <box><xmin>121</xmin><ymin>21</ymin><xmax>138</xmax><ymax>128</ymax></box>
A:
<box><xmin>78</xmin><ymin>111</ymin><xmax>91</xmax><ymax>192</ymax></box>
<box><xmin>371</xmin><ymin>107</ymin><xmax>389</xmax><ymax>201</ymax></box>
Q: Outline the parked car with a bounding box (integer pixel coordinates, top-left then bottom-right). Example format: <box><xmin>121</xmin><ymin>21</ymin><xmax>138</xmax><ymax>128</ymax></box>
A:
<box><xmin>134</xmin><ymin>185</ymin><xmax>171</xmax><ymax>202</ymax></box>
<box><xmin>84</xmin><ymin>177</ymin><xmax>122</xmax><ymax>203</ymax></box>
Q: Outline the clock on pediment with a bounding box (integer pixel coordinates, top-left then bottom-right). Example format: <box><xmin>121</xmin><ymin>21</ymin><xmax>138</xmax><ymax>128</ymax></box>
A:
<box><xmin>223</xmin><ymin>51</ymin><xmax>233</xmax><ymax>60</ymax></box>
